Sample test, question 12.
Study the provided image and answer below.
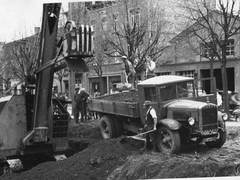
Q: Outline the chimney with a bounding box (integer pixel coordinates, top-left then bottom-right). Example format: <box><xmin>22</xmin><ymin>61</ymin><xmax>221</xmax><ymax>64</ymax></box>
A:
<box><xmin>34</xmin><ymin>27</ymin><xmax>40</xmax><ymax>34</ymax></box>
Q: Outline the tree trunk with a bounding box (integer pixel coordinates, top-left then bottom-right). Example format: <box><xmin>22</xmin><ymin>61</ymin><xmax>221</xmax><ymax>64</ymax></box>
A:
<box><xmin>210</xmin><ymin>56</ymin><xmax>214</xmax><ymax>92</ymax></box>
<box><xmin>99</xmin><ymin>76</ymin><xmax>104</xmax><ymax>95</ymax></box>
<box><xmin>221</xmin><ymin>55</ymin><xmax>229</xmax><ymax>116</ymax></box>
<box><xmin>98</xmin><ymin>75</ymin><xmax>104</xmax><ymax>95</ymax></box>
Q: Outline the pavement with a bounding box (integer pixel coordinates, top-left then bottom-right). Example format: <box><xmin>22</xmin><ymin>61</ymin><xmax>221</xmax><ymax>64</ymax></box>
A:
<box><xmin>226</xmin><ymin>121</ymin><xmax>240</xmax><ymax>127</ymax></box>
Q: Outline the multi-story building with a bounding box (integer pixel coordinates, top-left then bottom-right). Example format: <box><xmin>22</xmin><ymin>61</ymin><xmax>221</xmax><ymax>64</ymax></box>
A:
<box><xmin>155</xmin><ymin>10</ymin><xmax>240</xmax><ymax>93</ymax></box>
<box><xmin>67</xmin><ymin>0</ymin><xmax>194</xmax><ymax>96</ymax></box>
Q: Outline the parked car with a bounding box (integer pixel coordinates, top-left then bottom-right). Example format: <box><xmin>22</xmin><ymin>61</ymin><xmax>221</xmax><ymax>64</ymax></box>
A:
<box><xmin>218</xmin><ymin>91</ymin><xmax>240</xmax><ymax>121</ymax></box>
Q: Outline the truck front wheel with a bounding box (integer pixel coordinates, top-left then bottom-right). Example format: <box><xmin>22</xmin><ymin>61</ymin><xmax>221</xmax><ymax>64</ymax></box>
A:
<box><xmin>205</xmin><ymin>129</ymin><xmax>226</xmax><ymax>148</ymax></box>
<box><xmin>156</xmin><ymin>126</ymin><xmax>181</xmax><ymax>154</ymax></box>
<box><xmin>99</xmin><ymin>115</ymin><xmax>117</xmax><ymax>139</ymax></box>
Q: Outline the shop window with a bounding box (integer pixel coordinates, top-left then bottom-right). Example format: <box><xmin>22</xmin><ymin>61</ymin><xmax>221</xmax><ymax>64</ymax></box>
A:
<box><xmin>176</xmin><ymin>70</ymin><xmax>194</xmax><ymax>78</ymax></box>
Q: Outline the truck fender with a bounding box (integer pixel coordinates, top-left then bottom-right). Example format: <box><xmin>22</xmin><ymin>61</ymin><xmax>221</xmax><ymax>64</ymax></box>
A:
<box><xmin>158</xmin><ymin>118</ymin><xmax>182</xmax><ymax>130</ymax></box>
<box><xmin>217</xmin><ymin>111</ymin><xmax>226</xmax><ymax>132</ymax></box>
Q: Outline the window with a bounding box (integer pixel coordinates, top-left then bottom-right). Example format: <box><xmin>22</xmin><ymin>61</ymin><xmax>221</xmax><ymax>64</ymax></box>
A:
<box><xmin>130</xmin><ymin>9</ymin><xmax>140</xmax><ymax>27</ymax></box>
<box><xmin>177</xmin><ymin>82</ymin><xmax>195</xmax><ymax>98</ymax></box>
<box><xmin>202</xmin><ymin>39</ymin><xmax>234</xmax><ymax>57</ymax></box>
<box><xmin>175</xmin><ymin>70</ymin><xmax>195</xmax><ymax>78</ymax></box>
<box><xmin>226</xmin><ymin>39</ymin><xmax>234</xmax><ymax>56</ymax></box>
<box><xmin>156</xmin><ymin>72</ymin><xmax>171</xmax><ymax>76</ymax></box>
<box><xmin>160</xmin><ymin>85</ymin><xmax>177</xmax><ymax>101</ymax></box>
<box><xmin>201</xmin><ymin>42</ymin><xmax>216</xmax><ymax>58</ymax></box>
<box><xmin>144</xmin><ymin>87</ymin><xmax>157</xmax><ymax>102</ymax></box>
<box><xmin>113</xmin><ymin>13</ymin><xmax>118</xmax><ymax>22</ymax></box>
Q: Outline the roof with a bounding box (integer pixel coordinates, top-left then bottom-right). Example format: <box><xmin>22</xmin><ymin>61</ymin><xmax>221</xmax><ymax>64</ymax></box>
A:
<box><xmin>138</xmin><ymin>75</ymin><xmax>194</xmax><ymax>86</ymax></box>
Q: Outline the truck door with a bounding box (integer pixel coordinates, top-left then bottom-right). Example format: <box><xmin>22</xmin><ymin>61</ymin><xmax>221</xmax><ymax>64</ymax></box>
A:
<box><xmin>158</xmin><ymin>84</ymin><xmax>177</xmax><ymax>117</ymax></box>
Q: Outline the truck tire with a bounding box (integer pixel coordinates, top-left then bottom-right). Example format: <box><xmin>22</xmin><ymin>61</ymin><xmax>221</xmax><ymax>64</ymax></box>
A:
<box><xmin>112</xmin><ymin>116</ymin><xmax>124</xmax><ymax>137</ymax></box>
<box><xmin>205</xmin><ymin>129</ymin><xmax>226</xmax><ymax>148</ymax></box>
<box><xmin>99</xmin><ymin>115</ymin><xmax>117</xmax><ymax>139</ymax></box>
<box><xmin>156</xmin><ymin>126</ymin><xmax>181</xmax><ymax>154</ymax></box>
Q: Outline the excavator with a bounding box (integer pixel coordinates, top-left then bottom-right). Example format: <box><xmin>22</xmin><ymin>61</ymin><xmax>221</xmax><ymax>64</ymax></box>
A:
<box><xmin>0</xmin><ymin>3</ymin><xmax>94</xmax><ymax>173</ymax></box>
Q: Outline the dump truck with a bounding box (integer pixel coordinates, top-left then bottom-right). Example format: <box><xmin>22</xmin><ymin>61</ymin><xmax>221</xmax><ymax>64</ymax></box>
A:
<box><xmin>88</xmin><ymin>75</ymin><xmax>228</xmax><ymax>154</ymax></box>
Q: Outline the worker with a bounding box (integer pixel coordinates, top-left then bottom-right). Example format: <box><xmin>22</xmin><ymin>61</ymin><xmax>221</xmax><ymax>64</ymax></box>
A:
<box><xmin>145</xmin><ymin>56</ymin><xmax>156</xmax><ymax>79</ymax></box>
<box><xmin>141</xmin><ymin>100</ymin><xmax>158</xmax><ymax>152</ymax></box>
<box><xmin>216</xmin><ymin>89</ymin><xmax>223</xmax><ymax>111</ymax></box>
<box><xmin>79</xmin><ymin>88</ymin><xmax>90</xmax><ymax>123</ymax></box>
<box><xmin>121</xmin><ymin>55</ymin><xmax>136</xmax><ymax>89</ymax></box>
<box><xmin>74</xmin><ymin>87</ymin><xmax>81</xmax><ymax>124</ymax></box>
<box><xmin>82</xmin><ymin>88</ymin><xmax>90</xmax><ymax>121</ymax></box>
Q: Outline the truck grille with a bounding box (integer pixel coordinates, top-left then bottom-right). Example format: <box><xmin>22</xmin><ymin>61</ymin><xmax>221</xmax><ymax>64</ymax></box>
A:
<box><xmin>201</xmin><ymin>104</ymin><xmax>218</xmax><ymax>132</ymax></box>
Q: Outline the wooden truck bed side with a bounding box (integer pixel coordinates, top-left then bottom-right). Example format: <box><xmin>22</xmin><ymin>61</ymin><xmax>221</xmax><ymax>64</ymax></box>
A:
<box><xmin>88</xmin><ymin>91</ymin><xmax>140</xmax><ymax>118</ymax></box>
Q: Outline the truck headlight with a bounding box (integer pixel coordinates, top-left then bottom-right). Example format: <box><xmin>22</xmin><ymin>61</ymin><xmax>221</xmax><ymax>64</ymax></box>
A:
<box><xmin>188</xmin><ymin>117</ymin><xmax>195</xmax><ymax>125</ymax></box>
<box><xmin>222</xmin><ymin>113</ymin><xmax>228</xmax><ymax>121</ymax></box>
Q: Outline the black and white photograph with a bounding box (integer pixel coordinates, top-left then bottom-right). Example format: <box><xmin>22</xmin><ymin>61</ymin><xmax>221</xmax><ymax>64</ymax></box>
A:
<box><xmin>0</xmin><ymin>0</ymin><xmax>240</xmax><ymax>179</ymax></box>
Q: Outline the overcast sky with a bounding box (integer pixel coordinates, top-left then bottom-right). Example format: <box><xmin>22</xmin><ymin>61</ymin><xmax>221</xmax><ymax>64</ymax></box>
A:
<box><xmin>0</xmin><ymin>0</ymin><xmax>70</xmax><ymax>42</ymax></box>
<box><xmin>0</xmin><ymin>0</ymin><xmax>239</xmax><ymax>43</ymax></box>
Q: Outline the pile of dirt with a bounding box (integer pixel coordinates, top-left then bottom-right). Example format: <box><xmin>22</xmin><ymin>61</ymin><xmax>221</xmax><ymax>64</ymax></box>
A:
<box><xmin>3</xmin><ymin>138</ymin><xmax>141</xmax><ymax>180</ymax></box>
<box><xmin>2</xmin><ymin>120</ymin><xmax>240</xmax><ymax>180</ymax></box>
<box><xmin>107</xmin><ymin>153</ymin><xmax>237</xmax><ymax>179</ymax></box>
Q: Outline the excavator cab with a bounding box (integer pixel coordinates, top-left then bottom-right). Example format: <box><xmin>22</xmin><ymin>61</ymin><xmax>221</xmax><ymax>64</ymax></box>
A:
<box><xmin>60</xmin><ymin>20</ymin><xmax>94</xmax><ymax>72</ymax></box>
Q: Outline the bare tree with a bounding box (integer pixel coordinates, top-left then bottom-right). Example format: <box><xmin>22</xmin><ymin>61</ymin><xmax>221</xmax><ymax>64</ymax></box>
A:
<box><xmin>182</xmin><ymin>0</ymin><xmax>240</xmax><ymax>114</ymax></box>
<box><xmin>0</xmin><ymin>63</ymin><xmax>13</xmax><ymax>94</ymax></box>
<box><xmin>102</xmin><ymin>0</ymin><xmax>167</xmax><ymax>72</ymax></box>
<box><xmin>2</xmin><ymin>34</ymin><xmax>39</xmax><ymax>90</ymax></box>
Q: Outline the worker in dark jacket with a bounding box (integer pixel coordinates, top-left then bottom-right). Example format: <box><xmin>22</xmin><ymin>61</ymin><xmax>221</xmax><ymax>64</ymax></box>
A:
<box><xmin>141</xmin><ymin>100</ymin><xmax>158</xmax><ymax>151</ymax></box>
<box><xmin>74</xmin><ymin>88</ymin><xmax>89</xmax><ymax>123</ymax></box>
<box><xmin>74</xmin><ymin>87</ymin><xmax>81</xmax><ymax>124</ymax></box>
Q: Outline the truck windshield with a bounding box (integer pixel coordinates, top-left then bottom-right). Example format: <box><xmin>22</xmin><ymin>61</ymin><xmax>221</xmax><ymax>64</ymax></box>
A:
<box><xmin>159</xmin><ymin>81</ymin><xmax>195</xmax><ymax>101</ymax></box>
<box><xmin>177</xmin><ymin>81</ymin><xmax>195</xmax><ymax>98</ymax></box>
<box><xmin>160</xmin><ymin>84</ymin><xmax>177</xmax><ymax>101</ymax></box>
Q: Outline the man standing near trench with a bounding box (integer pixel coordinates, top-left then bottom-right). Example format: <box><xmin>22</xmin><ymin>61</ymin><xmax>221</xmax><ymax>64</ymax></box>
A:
<box><xmin>141</xmin><ymin>100</ymin><xmax>158</xmax><ymax>152</ymax></box>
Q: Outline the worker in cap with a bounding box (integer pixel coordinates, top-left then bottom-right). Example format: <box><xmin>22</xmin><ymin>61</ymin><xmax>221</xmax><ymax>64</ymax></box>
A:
<box><xmin>145</xmin><ymin>56</ymin><xmax>156</xmax><ymax>79</ymax></box>
<box><xmin>121</xmin><ymin>55</ymin><xmax>136</xmax><ymax>89</ymax></box>
<box><xmin>141</xmin><ymin>100</ymin><xmax>158</xmax><ymax>152</ymax></box>
<box><xmin>74</xmin><ymin>87</ymin><xmax>89</xmax><ymax>124</ymax></box>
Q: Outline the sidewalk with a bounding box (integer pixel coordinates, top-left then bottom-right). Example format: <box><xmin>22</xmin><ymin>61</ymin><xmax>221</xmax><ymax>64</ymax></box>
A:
<box><xmin>226</xmin><ymin>121</ymin><xmax>240</xmax><ymax>127</ymax></box>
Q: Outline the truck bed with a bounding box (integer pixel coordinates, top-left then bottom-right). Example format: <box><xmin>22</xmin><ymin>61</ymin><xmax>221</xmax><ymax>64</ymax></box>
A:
<box><xmin>88</xmin><ymin>91</ymin><xmax>140</xmax><ymax>118</ymax></box>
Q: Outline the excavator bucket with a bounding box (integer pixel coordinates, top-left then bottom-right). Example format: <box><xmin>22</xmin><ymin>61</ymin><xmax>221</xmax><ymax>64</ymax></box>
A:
<box><xmin>64</xmin><ymin>57</ymin><xmax>89</xmax><ymax>72</ymax></box>
<box><xmin>61</xmin><ymin>22</ymin><xmax>94</xmax><ymax>72</ymax></box>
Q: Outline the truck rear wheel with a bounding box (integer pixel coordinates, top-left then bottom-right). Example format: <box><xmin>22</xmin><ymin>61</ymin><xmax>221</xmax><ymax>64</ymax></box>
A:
<box><xmin>99</xmin><ymin>115</ymin><xmax>117</xmax><ymax>139</ymax></box>
<box><xmin>205</xmin><ymin>129</ymin><xmax>226</xmax><ymax>148</ymax></box>
<box><xmin>156</xmin><ymin>126</ymin><xmax>181</xmax><ymax>154</ymax></box>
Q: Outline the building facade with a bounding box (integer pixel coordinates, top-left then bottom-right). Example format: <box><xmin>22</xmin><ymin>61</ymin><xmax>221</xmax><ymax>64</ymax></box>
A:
<box><xmin>67</xmin><ymin>0</ymin><xmax>194</xmax><ymax>96</ymax></box>
<box><xmin>155</xmin><ymin>10</ymin><xmax>240</xmax><ymax>93</ymax></box>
